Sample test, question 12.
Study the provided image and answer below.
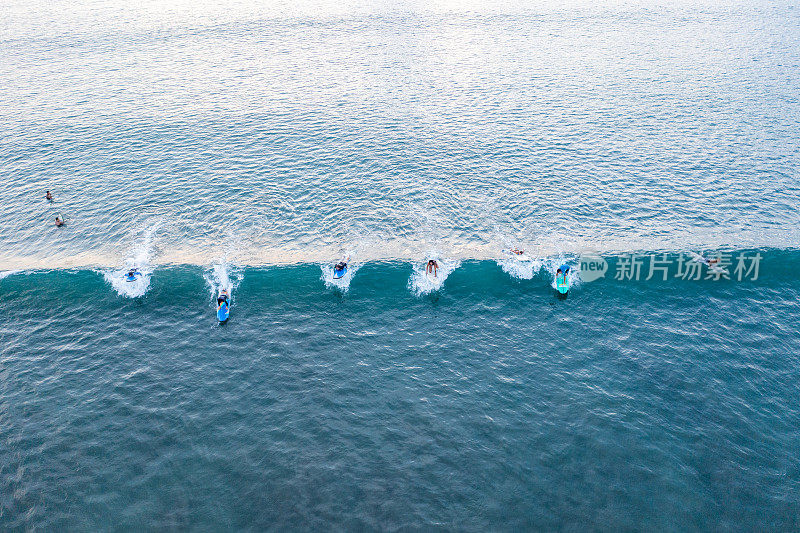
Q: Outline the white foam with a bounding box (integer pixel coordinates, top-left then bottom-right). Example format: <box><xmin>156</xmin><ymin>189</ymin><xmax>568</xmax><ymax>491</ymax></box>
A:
<box><xmin>99</xmin><ymin>220</ymin><xmax>162</xmax><ymax>298</ymax></box>
<box><xmin>409</xmin><ymin>256</ymin><xmax>460</xmax><ymax>296</ymax></box>
<box><xmin>102</xmin><ymin>268</ymin><xmax>152</xmax><ymax>298</ymax></box>
<box><xmin>498</xmin><ymin>249</ymin><xmax>543</xmax><ymax>280</ymax></box>
<box><xmin>204</xmin><ymin>261</ymin><xmax>243</xmax><ymax>303</ymax></box>
<box><xmin>0</xmin><ymin>270</ymin><xmax>22</xmax><ymax>280</ymax></box>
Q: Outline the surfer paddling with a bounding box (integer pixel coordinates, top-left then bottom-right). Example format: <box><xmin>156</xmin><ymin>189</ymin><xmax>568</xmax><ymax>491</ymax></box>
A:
<box><xmin>691</xmin><ymin>252</ymin><xmax>721</xmax><ymax>268</ymax></box>
<box><xmin>333</xmin><ymin>256</ymin><xmax>349</xmax><ymax>279</ymax></box>
<box><xmin>426</xmin><ymin>259</ymin><xmax>439</xmax><ymax>278</ymax></box>
<box><xmin>556</xmin><ymin>265</ymin><xmax>570</xmax><ymax>294</ymax></box>
<box><xmin>217</xmin><ymin>289</ymin><xmax>229</xmax><ymax>309</ymax></box>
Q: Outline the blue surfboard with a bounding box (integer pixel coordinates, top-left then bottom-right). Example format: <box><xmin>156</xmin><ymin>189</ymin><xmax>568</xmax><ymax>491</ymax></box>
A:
<box><xmin>556</xmin><ymin>264</ymin><xmax>570</xmax><ymax>294</ymax></box>
<box><xmin>556</xmin><ymin>276</ymin><xmax>569</xmax><ymax>294</ymax></box>
<box><xmin>217</xmin><ymin>301</ymin><xmax>230</xmax><ymax>322</ymax></box>
<box><xmin>333</xmin><ymin>266</ymin><xmax>347</xmax><ymax>279</ymax></box>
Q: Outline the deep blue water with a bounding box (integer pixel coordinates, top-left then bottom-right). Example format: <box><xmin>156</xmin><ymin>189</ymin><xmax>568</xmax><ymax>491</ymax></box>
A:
<box><xmin>2</xmin><ymin>0</ymin><xmax>800</xmax><ymax>529</ymax></box>
<box><xmin>1</xmin><ymin>254</ymin><xmax>799</xmax><ymax>529</ymax></box>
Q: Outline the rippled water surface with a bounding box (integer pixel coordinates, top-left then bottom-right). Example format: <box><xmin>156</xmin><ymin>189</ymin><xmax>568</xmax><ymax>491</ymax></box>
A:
<box><xmin>2</xmin><ymin>259</ymin><xmax>800</xmax><ymax>529</ymax></box>
<box><xmin>1</xmin><ymin>0</ymin><xmax>800</xmax><ymax>529</ymax></box>
<box><xmin>2</xmin><ymin>0</ymin><xmax>800</xmax><ymax>267</ymax></box>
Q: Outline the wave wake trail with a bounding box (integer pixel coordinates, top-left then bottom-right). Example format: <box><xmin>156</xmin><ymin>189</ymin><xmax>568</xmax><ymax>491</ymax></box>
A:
<box><xmin>99</xmin><ymin>220</ymin><xmax>162</xmax><ymax>298</ymax></box>
<box><xmin>204</xmin><ymin>261</ymin><xmax>243</xmax><ymax>303</ymax></box>
<box><xmin>409</xmin><ymin>255</ymin><xmax>461</xmax><ymax>296</ymax></box>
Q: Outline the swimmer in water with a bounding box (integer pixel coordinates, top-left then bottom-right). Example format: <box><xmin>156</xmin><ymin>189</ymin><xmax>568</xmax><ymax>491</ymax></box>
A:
<box><xmin>55</xmin><ymin>216</ymin><xmax>63</xmax><ymax>227</ymax></box>
<box><xmin>426</xmin><ymin>259</ymin><xmax>438</xmax><ymax>277</ymax></box>
<box><xmin>46</xmin><ymin>190</ymin><xmax>53</xmax><ymax>201</ymax></box>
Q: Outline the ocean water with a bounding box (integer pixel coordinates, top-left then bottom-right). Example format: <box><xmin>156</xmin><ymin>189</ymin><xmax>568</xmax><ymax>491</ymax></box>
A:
<box><xmin>1</xmin><ymin>0</ymin><xmax>799</xmax><ymax>529</ymax></box>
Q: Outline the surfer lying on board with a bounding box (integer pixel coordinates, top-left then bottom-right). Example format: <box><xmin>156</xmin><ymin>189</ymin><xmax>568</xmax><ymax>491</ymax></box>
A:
<box><xmin>692</xmin><ymin>252</ymin><xmax>719</xmax><ymax>267</ymax></box>
<box><xmin>334</xmin><ymin>261</ymin><xmax>347</xmax><ymax>275</ymax></box>
<box><xmin>556</xmin><ymin>266</ymin><xmax>570</xmax><ymax>289</ymax></box>
<box><xmin>510</xmin><ymin>248</ymin><xmax>524</xmax><ymax>255</ymax></box>
<box><xmin>217</xmin><ymin>289</ymin><xmax>229</xmax><ymax>309</ymax></box>
<box><xmin>426</xmin><ymin>259</ymin><xmax>439</xmax><ymax>278</ymax></box>
<box><xmin>125</xmin><ymin>269</ymin><xmax>140</xmax><ymax>282</ymax></box>
<box><xmin>556</xmin><ymin>265</ymin><xmax>571</xmax><ymax>294</ymax></box>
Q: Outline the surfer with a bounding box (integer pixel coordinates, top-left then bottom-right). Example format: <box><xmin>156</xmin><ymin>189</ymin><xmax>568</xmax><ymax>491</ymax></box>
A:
<box><xmin>217</xmin><ymin>289</ymin><xmax>229</xmax><ymax>309</ymax></box>
<box><xmin>426</xmin><ymin>259</ymin><xmax>439</xmax><ymax>278</ymax></box>
<box><xmin>46</xmin><ymin>190</ymin><xmax>53</xmax><ymax>201</ymax></box>
<box><xmin>556</xmin><ymin>265</ymin><xmax>570</xmax><ymax>293</ymax></box>
<box><xmin>692</xmin><ymin>252</ymin><xmax>719</xmax><ymax>267</ymax></box>
<box><xmin>124</xmin><ymin>268</ymin><xmax>139</xmax><ymax>282</ymax></box>
<box><xmin>333</xmin><ymin>260</ymin><xmax>347</xmax><ymax>276</ymax></box>
<box><xmin>510</xmin><ymin>248</ymin><xmax>524</xmax><ymax>255</ymax></box>
<box><xmin>54</xmin><ymin>216</ymin><xmax>64</xmax><ymax>227</ymax></box>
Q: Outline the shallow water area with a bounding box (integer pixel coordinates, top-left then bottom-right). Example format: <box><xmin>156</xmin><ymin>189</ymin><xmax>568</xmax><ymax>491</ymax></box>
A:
<box><xmin>2</xmin><ymin>0</ymin><xmax>800</xmax><ymax>268</ymax></box>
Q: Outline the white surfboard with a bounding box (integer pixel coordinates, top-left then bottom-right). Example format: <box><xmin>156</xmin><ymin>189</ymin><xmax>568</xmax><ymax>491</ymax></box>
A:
<box><xmin>689</xmin><ymin>252</ymin><xmax>725</xmax><ymax>274</ymax></box>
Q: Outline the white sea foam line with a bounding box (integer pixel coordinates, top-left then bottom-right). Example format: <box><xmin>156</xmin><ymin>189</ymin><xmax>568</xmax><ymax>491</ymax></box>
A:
<box><xmin>0</xmin><ymin>239</ymin><xmax>796</xmax><ymax>270</ymax></box>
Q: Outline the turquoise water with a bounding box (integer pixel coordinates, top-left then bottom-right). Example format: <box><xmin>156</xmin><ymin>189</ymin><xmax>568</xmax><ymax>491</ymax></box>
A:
<box><xmin>2</xmin><ymin>0</ymin><xmax>800</xmax><ymax>529</ymax></box>
<box><xmin>2</xmin><ymin>258</ymin><xmax>799</xmax><ymax>529</ymax></box>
